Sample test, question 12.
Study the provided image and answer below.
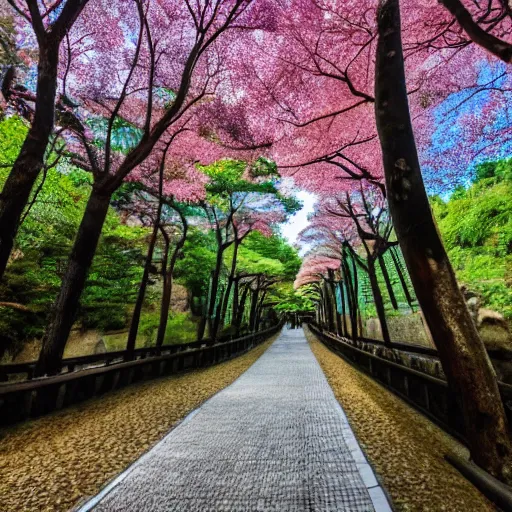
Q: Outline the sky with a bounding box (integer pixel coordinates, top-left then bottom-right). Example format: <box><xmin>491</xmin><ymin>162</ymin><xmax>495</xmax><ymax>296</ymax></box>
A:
<box><xmin>280</xmin><ymin>190</ymin><xmax>316</xmax><ymax>251</ymax></box>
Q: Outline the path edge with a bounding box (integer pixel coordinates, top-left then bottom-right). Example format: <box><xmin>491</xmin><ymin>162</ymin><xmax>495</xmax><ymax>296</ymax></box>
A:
<box><xmin>72</xmin><ymin>332</ymin><xmax>280</xmax><ymax>512</ymax></box>
<box><xmin>306</xmin><ymin>325</ymin><xmax>395</xmax><ymax>512</ymax></box>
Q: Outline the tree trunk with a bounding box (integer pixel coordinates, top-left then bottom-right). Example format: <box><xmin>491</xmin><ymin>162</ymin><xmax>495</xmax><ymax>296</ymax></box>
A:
<box><xmin>197</xmin><ymin>296</ymin><xmax>208</xmax><ymax>341</ymax></box>
<box><xmin>324</xmin><ymin>280</ymin><xmax>335</xmax><ymax>332</ymax></box>
<box><xmin>207</xmin><ymin>246</ymin><xmax>224</xmax><ymax>339</ymax></box>
<box><xmin>327</xmin><ymin>270</ymin><xmax>343</xmax><ymax>336</ymax></box>
<box><xmin>339</xmin><ymin>281</ymin><xmax>348</xmax><ymax>337</ymax></box>
<box><xmin>219</xmin><ymin>240</ymin><xmax>239</xmax><ymax>331</ymax></box>
<box><xmin>35</xmin><ymin>187</ymin><xmax>111</xmax><ymax>376</ymax></box>
<box><xmin>0</xmin><ymin>43</ymin><xmax>59</xmax><ymax>278</ymax></box>
<box><xmin>234</xmin><ymin>283</ymin><xmax>250</xmax><ymax>336</ymax></box>
<box><xmin>156</xmin><ymin>216</ymin><xmax>188</xmax><ymax>349</ymax></box>
<box><xmin>125</xmin><ymin>214</ymin><xmax>161</xmax><ymax>360</ymax></box>
<box><xmin>375</xmin><ymin>0</ymin><xmax>512</xmax><ymax>482</ymax></box>
<box><xmin>389</xmin><ymin>245</ymin><xmax>415</xmax><ymax>310</ymax></box>
<box><xmin>367</xmin><ymin>258</ymin><xmax>392</xmax><ymax>346</ymax></box>
<box><xmin>211</xmin><ymin>284</ymin><xmax>224</xmax><ymax>339</ymax></box>
<box><xmin>232</xmin><ymin>277</ymin><xmax>240</xmax><ymax>324</ymax></box>
<box><xmin>378</xmin><ymin>253</ymin><xmax>398</xmax><ymax>310</ymax></box>
<box><xmin>255</xmin><ymin>290</ymin><xmax>267</xmax><ymax>332</ymax></box>
<box><xmin>249</xmin><ymin>288</ymin><xmax>259</xmax><ymax>332</ymax></box>
<box><xmin>342</xmin><ymin>253</ymin><xmax>358</xmax><ymax>339</ymax></box>
<box><xmin>332</xmin><ymin>282</ymin><xmax>343</xmax><ymax>336</ymax></box>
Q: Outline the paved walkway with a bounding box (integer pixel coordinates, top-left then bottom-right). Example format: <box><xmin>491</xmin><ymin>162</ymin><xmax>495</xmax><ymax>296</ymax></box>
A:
<box><xmin>79</xmin><ymin>328</ymin><xmax>391</xmax><ymax>512</ymax></box>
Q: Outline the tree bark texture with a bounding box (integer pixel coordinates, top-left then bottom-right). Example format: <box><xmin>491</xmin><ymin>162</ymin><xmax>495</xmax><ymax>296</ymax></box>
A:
<box><xmin>35</xmin><ymin>188</ymin><xmax>111</xmax><ymax>376</ymax></box>
<box><xmin>375</xmin><ymin>0</ymin><xmax>512</xmax><ymax>482</ymax></box>
<box><xmin>0</xmin><ymin>43</ymin><xmax>59</xmax><ymax>278</ymax></box>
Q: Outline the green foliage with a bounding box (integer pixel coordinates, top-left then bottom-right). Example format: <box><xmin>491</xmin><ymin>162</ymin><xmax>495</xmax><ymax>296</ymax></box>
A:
<box><xmin>431</xmin><ymin>160</ymin><xmax>512</xmax><ymax>319</ymax></box>
<box><xmin>474</xmin><ymin>158</ymin><xmax>512</xmax><ymax>183</ymax></box>
<box><xmin>0</xmin><ymin>118</ymin><xmax>301</xmax><ymax>356</ymax></box>
<box><xmin>231</xmin><ymin>245</ymin><xmax>285</xmax><ymax>276</ymax></box>
<box><xmin>0</xmin><ymin>116</ymin><xmax>27</xmax><ymax>168</ymax></box>
<box><xmin>86</xmin><ymin>116</ymin><xmax>143</xmax><ymax>154</ymax></box>
<box><xmin>163</xmin><ymin>312</ymin><xmax>198</xmax><ymax>344</ymax></box>
<box><xmin>242</xmin><ymin>232</ymin><xmax>301</xmax><ymax>279</ymax></box>
<box><xmin>174</xmin><ymin>228</ymin><xmax>217</xmax><ymax>298</ymax></box>
<box><xmin>0</xmin><ymin>15</ymin><xmax>18</xmax><ymax>66</ymax></box>
<box><xmin>81</xmin><ymin>305</ymin><xmax>127</xmax><ymax>332</ymax></box>
<box><xmin>136</xmin><ymin>311</ymin><xmax>197</xmax><ymax>346</ymax></box>
<box><xmin>202</xmin><ymin>159</ymin><xmax>279</xmax><ymax>200</ymax></box>
<box><xmin>272</xmin><ymin>283</ymin><xmax>317</xmax><ymax>313</ymax></box>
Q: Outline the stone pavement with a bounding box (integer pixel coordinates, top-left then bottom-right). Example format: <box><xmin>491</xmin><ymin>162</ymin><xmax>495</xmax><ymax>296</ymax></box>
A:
<box><xmin>79</xmin><ymin>328</ymin><xmax>392</xmax><ymax>512</ymax></box>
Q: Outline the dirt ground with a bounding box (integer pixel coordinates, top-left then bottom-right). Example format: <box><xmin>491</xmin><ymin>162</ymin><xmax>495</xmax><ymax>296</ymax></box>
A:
<box><xmin>0</xmin><ymin>334</ymin><xmax>278</xmax><ymax>512</ymax></box>
<box><xmin>306</xmin><ymin>327</ymin><xmax>496</xmax><ymax>512</ymax></box>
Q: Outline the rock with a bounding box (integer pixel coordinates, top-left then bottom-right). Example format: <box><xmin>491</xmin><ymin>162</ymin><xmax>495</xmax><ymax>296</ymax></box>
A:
<box><xmin>170</xmin><ymin>284</ymin><xmax>190</xmax><ymax>313</ymax></box>
<box><xmin>466</xmin><ymin>297</ymin><xmax>480</xmax><ymax>323</ymax></box>
<box><xmin>366</xmin><ymin>318</ymin><xmax>382</xmax><ymax>340</ymax></box>
<box><xmin>94</xmin><ymin>339</ymin><xmax>107</xmax><ymax>354</ymax></box>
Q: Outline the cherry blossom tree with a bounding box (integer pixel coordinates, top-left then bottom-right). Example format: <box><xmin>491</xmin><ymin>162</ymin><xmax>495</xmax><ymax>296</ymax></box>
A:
<box><xmin>431</xmin><ymin>0</ymin><xmax>511</xmax><ymax>63</ymax></box>
<box><xmin>0</xmin><ymin>0</ymin><xmax>89</xmax><ymax>279</ymax></box>
<box><xmin>375</xmin><ymin>0</ymin><xmax>512</xmax><ymax>483</ymax></box>
<box><xmin>35</xmin><ymin>0</ymin><xmax>273</xmax><ymax>377</ymax></box>
<box><xmin>198</xmin><ymin>159</ymin><xmax>298</xmax><ymax>341</ymax></box>
<box><xmin>121</xmin><ymin>143</ymin><xmax>207</xmax><ymax>359</ymax></box>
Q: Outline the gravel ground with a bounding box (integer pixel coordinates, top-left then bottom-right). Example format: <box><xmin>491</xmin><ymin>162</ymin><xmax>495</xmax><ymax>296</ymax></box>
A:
<box><xmin>0</xmin><ymin>335</ymin><xmax>278</xmax><ymax>512</ymax></box>
<box><xmin>306</xmin><ymin>328</ymin><xmax>496</xmax><ymax>512</ymax></box>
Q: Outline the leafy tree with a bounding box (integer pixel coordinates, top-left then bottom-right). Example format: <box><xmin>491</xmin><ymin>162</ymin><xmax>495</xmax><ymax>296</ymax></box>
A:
<box><xmin>432</xmin><ymin>160</ymin><xmax>512</xmax><ymax>319</ymax></box>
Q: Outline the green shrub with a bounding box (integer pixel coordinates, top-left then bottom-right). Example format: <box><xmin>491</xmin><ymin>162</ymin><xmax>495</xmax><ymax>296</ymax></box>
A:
<box><xmin>163</xmin><ymin>313</ymin><xmax>198</xmax><ymax>344</ymax></box>
<box><xmin>81</xmin><ymin>305</ymin><xmax>128</xmax><ymax>331</ymax></box>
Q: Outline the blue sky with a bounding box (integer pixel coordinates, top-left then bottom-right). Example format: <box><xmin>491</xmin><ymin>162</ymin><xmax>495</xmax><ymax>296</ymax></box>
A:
<box><xmin>280</xmin><ymin>190</ymin><xmax>316</xmax><ymax>251</ymax></box>
<box><xmin>421</xmin><ymin>61</ymin><xmax>511</xmax><ymax>196</ymax></box>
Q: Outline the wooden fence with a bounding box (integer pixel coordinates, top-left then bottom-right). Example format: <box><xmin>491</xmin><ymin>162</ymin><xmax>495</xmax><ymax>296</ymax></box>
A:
<box><xmin>309</xmin><ymin>323</ymin><xmax>512</xmax><ymax>442</ymax></box>
<box><xmin>0</xmin><ymin>324</ymin><xmax>282</xmax><ymax>426</ymax></box>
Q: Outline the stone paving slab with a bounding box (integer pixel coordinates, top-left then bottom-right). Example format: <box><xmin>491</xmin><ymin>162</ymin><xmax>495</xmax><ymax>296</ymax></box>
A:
<box><xmin>78</xmin><ymin>328</ymin><xmax>392</xmax><ymax>512</ymax></box>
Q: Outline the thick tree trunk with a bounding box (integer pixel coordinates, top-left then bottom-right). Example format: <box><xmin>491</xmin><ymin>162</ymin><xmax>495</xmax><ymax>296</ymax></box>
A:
<box><xmin>0</xmin><ymin>43</ymin><xmax>59</xmax><ymax>278</ymax></box>
<box><xmin>125</xmin><ymin>216</ymin><xmax>160</xmax><ymax>360</ymax></box>
<box><xmin>35</xmin><ymin>187</ymin><xmax>111</xmax><ymax>376</ymax></box>
<box><xmin>375</xmin><ymin>0</ymin><xmax>512</xmax><ymax>483</ymax></box>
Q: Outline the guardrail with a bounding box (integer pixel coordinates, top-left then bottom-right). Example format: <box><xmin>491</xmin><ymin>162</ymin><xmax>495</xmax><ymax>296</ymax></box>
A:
<box><xmin>309</xmin><ymin>323</ymin><xmax>512</xmax><ymax>442</ymax></box>
<box><xmin>0</xmin><ymin>324</ymin><xmax>282</xmax><ymax>426</ymax></box>
<box><xmin>0</xmin><ymin>330</ymin><xmax>255</xmax><ymax>382</ymax></box>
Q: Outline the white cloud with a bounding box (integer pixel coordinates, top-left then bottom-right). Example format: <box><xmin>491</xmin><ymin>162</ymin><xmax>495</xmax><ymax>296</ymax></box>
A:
<box><xmin>280</xmin><ymin>191</ymin><xmax>316</xmax><ymax>251</ymax></box>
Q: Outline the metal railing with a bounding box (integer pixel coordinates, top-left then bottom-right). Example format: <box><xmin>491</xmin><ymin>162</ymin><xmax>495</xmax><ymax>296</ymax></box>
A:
<box><xmin>309</xmin><ymin>323</ymin><xmax>512</xmax><ymax>442</ymax></box>
<box><xmin>0</xmin><ymin>329</ymin><xmax>256</xmax><ymax>382</ymax></box>
<box><xmin>0</xmin><ymin>323</ymin><xmax>282</xmax><ymax>426</ymax></box>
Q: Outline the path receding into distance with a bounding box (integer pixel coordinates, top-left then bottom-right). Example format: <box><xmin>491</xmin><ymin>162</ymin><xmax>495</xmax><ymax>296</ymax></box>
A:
<box><xmin>79</xmin><ymin>328</ymin><xmax>391</xmax><ymax>512</ymax></box>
